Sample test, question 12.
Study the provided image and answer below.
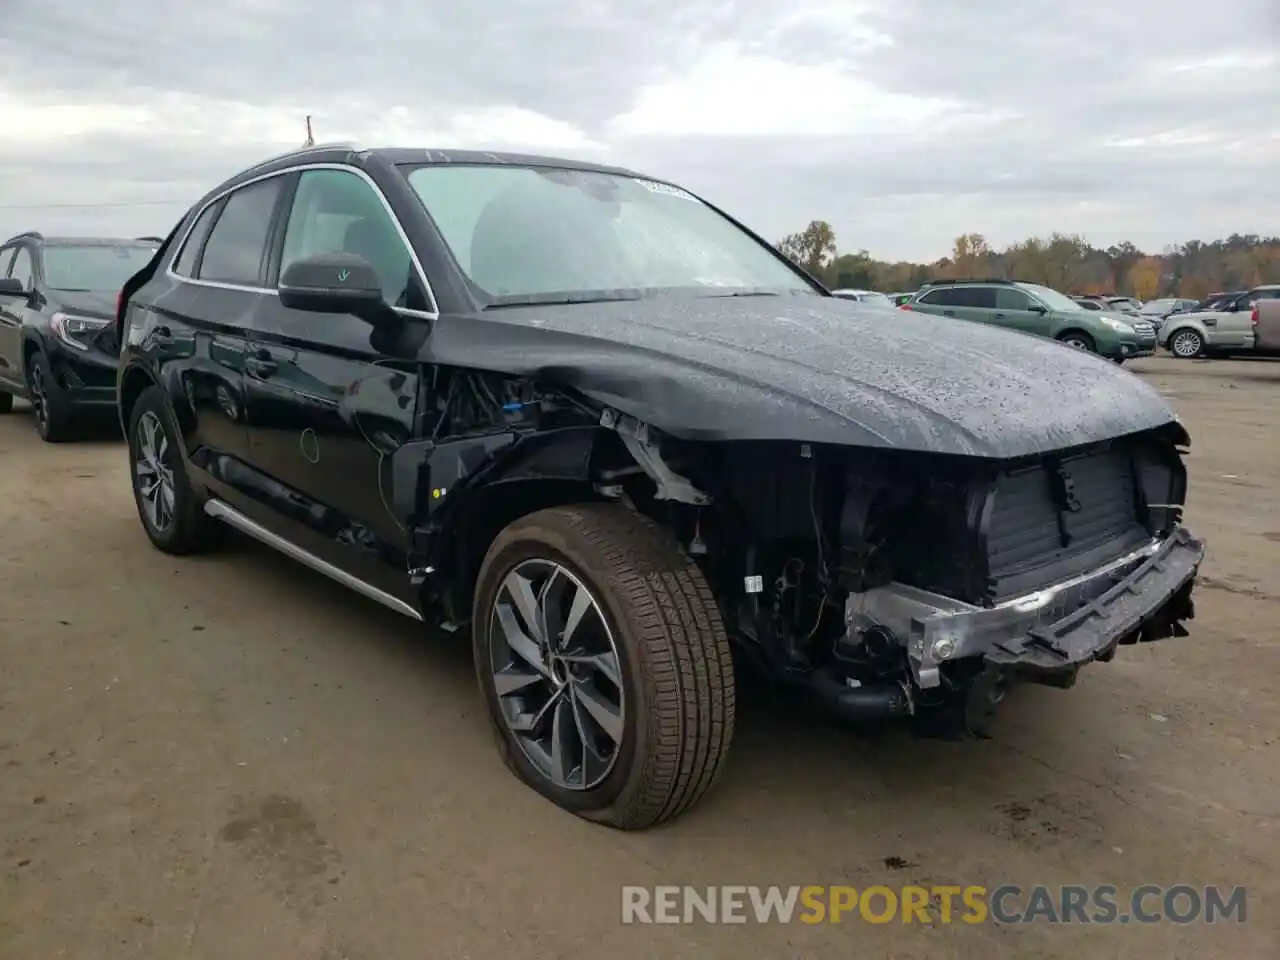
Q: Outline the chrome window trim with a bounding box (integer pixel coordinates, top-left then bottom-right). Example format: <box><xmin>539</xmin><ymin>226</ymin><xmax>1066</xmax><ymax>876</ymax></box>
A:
<box><xmin>165</xmin><ymin>161</ymin><xmax>439</xmax><ymax>318</ymax></box>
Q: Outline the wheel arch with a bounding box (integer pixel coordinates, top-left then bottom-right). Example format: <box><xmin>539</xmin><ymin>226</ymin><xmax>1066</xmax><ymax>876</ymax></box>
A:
<box><xmin>1055</xmin><ymin>327</ymin><xmax>1096</xmax><ymax>346</ymax></box>
<box><xmin>1164</xmin><ymin>323</ymin><xmax>1206</xmax><ymax>347</ymax></box>
<box><xmin>117</xmin><ymin>363</ymin><xmax>158</xmax><ymax>434</ymax></box>
<box><xmin>419</xmin><ymin>425</ymin><xmax>629</xmax><ymax>625</ymax></box>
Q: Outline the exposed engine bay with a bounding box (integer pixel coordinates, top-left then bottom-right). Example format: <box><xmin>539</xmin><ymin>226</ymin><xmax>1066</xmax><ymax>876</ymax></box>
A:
<box><xmin>390</xmin><ymin>366</ymin><xmax>1204</xmax><ymax>736</ymax></box>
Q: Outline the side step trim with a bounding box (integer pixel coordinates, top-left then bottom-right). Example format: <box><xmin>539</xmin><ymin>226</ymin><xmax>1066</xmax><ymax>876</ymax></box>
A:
<box><xmin>203</xmin><ymin>498</ymin><xmax>423</xmax><ymax>622</ymax></box>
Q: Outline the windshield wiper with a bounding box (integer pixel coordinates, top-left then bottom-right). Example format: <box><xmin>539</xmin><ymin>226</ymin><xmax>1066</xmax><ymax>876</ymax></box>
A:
<box><xmin>700</xmin><ymin>290</ymin><xmax>783</xmax><ymax>298</ymax></box>
<box><xmin>485</xmin><ymin>292</ymin><xmax>645</xmax><ymax>309</ymax></box>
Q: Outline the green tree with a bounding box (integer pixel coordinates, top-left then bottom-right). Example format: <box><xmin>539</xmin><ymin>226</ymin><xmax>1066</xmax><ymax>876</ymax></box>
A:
<box><xmin>777</xmin><ymin>220</ymin><xmax>837</xmax><ymax>277</ymax></box>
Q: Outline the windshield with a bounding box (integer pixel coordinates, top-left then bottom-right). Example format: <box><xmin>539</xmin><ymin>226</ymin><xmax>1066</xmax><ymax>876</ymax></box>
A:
<box><xmin>43</xmin><ymin>244</ymin><xmax>156</xmax><ymax>291</ymax></box>
<box><xmin>1140</xmin><ymin>299</ymin><xmax>1173</xmax><ymax>314</ymax></box>
<box><xmin>403</xmin><ymin>164</ymin><xmax>816</xmax><ymax>304</ymax></box>
<box><xmin>1016</xmin><ymin>282</ymin><xmax>1082</xmax><ymax>312</ymax></box>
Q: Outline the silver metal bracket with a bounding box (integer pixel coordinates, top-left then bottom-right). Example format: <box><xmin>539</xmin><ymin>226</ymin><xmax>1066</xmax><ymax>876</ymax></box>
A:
<box><xmin>600</xmin><ymin>409</ymin><xmax>712</xmax><ymax>505</ymax></box>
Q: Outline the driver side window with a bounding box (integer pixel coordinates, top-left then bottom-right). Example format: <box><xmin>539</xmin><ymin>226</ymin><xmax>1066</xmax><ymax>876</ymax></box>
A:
<box><xmin>995</xmin><ymin>288</ymin><xmax>1033</xmax><ymax>311</ymax></box>
<box><xmin>279</xmin><ymin>169</ymin><xmax>432</xmax><ymax>313</ymax></box>
<box><xmin>9</xmin><ymin>247</ymin><xmax>34</xmax><ymax>291</ymax></box>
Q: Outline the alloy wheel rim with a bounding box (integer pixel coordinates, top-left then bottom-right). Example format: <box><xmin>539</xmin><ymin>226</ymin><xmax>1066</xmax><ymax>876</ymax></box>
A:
<box><xmin>29</xmin><ymin>365</ymin><xmax>47</xmax><ymax>428</ymax></box>
<box><xmin>1172</xmin><ymin>332</ymin><xmax>1200</xmax><ymax>357</ymax></box>
<box><xmin>1065</xmin><ymin>337</ymin><xmax>1089</xmax><ymax>350</ymax></box>
<box><xmin>134</xmin><ymin>411</ymin><xmax>177</xmax><ymax>532</ymax></box>
<box><xmin>489</xmin><ymin>559</ymin><xmax>625</xmax><ymax>791</ymax></box>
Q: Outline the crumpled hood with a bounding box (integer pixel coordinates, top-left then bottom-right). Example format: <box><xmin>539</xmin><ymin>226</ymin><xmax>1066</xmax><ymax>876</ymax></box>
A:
<box><xmin>432</xmin><ymin>295</ymin><xmax>1183</xmax><ymax>459</ymax></box>
<box><xmin>54</xmin><ymin>290</ymin><xmax>117</xmax><ymax>320</ymax></box>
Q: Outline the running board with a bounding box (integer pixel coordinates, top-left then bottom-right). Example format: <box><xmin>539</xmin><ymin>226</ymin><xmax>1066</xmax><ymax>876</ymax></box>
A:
<box><xmin>203</xmin><ymin>499</ymin><xmax>423</xmax><ymax>622</ymax></box>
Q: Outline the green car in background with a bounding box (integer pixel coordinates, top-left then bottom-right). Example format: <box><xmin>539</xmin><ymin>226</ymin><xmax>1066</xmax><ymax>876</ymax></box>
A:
<box><xmin>903</xmin><ymin>279</ymin><xmax>1157</xmax><ymax>362</ymax></box>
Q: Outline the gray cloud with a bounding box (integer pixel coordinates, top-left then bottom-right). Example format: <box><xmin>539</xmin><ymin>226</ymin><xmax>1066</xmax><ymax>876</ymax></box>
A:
<box><xmin>2</xmin><ymin>0</ymin><xmax>1277</xmax><ymax>260</ymax></box>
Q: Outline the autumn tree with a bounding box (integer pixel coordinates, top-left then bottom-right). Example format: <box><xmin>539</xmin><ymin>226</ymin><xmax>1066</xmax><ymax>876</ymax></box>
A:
<box><xmin>769</xmin><ymin>220</ymin><xmax>1280</xmax><ymax>299</ymax></box>
<box><xmin>947</xmin><ymin>233</ymin><xmax>992</xmax><ymax>279</ymax></box>
<box><xmin>777</xmin><ymin>220</ymin><xmax>837</xmax><ymax>277</ymax></box>
<box><xmin>1127</xmin><ymin>257</ymin><xmax>1163</xmax><ymax>300</ymax></box>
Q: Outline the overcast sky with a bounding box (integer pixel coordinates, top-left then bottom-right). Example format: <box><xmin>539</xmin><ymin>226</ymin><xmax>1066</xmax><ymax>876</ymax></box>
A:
<box><xmin>1</xmin><ymin>0</ymin><xmax>1276</xmax><ymax>262</ymax></box>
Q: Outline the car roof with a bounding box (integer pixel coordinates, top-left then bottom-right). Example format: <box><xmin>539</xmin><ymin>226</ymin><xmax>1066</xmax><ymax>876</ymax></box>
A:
<box><xmin>219</xmin><ymin>143</ymin><xmax>648</xmax><ymax>190</ymax></box>
<box><xmin>2</xmin><ymin>231</ymin><xmax>159</xmax><ymax>248</ymax></box>
<box><xmin>190</xmin><ymin>143</ymin><xmax>668</xmax><ymax>222</ymax></box>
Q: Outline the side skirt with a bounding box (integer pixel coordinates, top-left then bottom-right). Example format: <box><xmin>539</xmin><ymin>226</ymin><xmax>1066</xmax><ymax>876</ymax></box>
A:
<box><xmin>203</xmin><ymin>498</ymin><xmax>424</xmax><ymax>622</ymax></box>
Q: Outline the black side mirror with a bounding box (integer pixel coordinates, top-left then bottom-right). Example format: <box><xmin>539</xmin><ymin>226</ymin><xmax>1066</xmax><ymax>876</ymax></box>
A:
<box><xmin>1029</xmin><ymin>304</ymin><xmax>1047</xmax><ymax>314</ymax></box>
<box><xmin>278</xmin><ymin>253</ymin><xmax>389</xmax><ymax>324</ymax></box>
<box><xmin>0</xmin><ymin>277</ymin><xmax>28</xmax><ymax>298</ymax></box>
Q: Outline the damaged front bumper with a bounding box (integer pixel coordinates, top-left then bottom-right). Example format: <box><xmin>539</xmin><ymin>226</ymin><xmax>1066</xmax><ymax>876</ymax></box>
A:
<box><xmin>844</xmin><ymin>526</ymin><xmax>1205</xmax><ymax>690</ymax></box>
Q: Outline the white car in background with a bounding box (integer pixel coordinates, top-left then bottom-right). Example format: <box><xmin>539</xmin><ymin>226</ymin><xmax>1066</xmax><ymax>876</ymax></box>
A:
<box><xmin>830</xmin><ymin>288</ymin><xmax>894</xmax><ymax>307</ymax></box>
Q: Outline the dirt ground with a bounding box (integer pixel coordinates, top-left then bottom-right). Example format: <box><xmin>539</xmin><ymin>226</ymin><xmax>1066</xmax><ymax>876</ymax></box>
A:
<box><xmin>1</xmin><ymin>355</ymin><xmax>1276</xmax><ymax>959</ymax></box>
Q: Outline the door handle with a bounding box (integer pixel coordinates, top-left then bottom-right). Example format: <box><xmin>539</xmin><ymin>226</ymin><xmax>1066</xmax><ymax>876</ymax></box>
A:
<box><xmin>943</xmin><ymin>310</ymin><xmax>955</xmax><ymax>316</ymax></box>
<box><xmin>993</xmin><ymin>312</ymin><xmax>1007</xmax><ymax>319</ymax></box>
<box><xmin>245</xmin><ymin>349</ymin><xmax>278</xmax><ymax>378</ymax></box>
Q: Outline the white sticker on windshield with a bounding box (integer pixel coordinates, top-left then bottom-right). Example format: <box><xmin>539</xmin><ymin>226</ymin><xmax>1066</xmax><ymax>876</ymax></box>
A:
<box><xmin>634</xmin><ymin>178</ymin><xmax>698</xmax><ymax>201</ymax></box>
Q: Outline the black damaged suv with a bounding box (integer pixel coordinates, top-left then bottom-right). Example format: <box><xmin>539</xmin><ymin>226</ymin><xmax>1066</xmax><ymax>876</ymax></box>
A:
<box><xmin>0</xmin><ymin>231</ymin><xmax>159</xmax><ymax>440</ymax></box>
<box><xmin>115</xmin><ymin>144</ymin><xmax>1206</xmax><ymax>829</ymax></box>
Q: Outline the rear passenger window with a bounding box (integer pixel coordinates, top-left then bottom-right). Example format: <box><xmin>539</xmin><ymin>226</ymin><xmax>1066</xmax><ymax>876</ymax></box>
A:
<box><xmin>197</xmin><ymin>177</ymin><xmax>286</xmax><ymax>286</ymax></box>
<box><xmin>172</xmin><ymin>201</ymin><xmax>222</xmax><ymax>277</ymax></box>
<box><xmin>918</xmin><ymin>288</ymin><xmax>957</xmax><ymax>306</ymax></box>
<box><xmin>995</xmin><ymin>288</ymin><xmax>1033</xmax><ymax>311</ymax></box>
<box><xmin>952</xmin><ymin>287</ymin><xmax>996</xmax><ymax>309</ymax></box>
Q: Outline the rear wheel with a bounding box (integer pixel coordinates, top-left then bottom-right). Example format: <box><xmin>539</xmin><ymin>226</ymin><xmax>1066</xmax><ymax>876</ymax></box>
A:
<box><xmin>127</xmin><ymin>385</ymin><xmax>223</xmax><ymax>554</ymax></box>
<box><xmin>1057</xmin><ymin>331</ymin><xmax>1096</xmax><ymax>352</ymax></box>
<box><xmin>472</xmin><ymin>503</ymin><xmax>735</xmax><ymax>830</ymax></box>
<box><xmin>1168</xmin><ymin>328</ymin><xmax>1204</xmax><ymax>359</ymax></box>
<box><xmin>0</xmin><ymin>391</ymin><xmax>12</xmax><ymax>414</ymax></box>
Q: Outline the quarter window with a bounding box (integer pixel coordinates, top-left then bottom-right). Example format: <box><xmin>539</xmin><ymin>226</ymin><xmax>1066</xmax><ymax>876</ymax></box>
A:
<box><xmin>279</xmin><ymin>168</ymin><xmax>431</xmax><ymax>312</ymax></box>
<box><xmin>172</xmin><ymin>201</ymin><xmax>223</xmax><ymax>277</ymax></box>
<box><xmin>197</xmin><ymin>176</ymin><xmax>286</xmax><ymax>286</ymax></box>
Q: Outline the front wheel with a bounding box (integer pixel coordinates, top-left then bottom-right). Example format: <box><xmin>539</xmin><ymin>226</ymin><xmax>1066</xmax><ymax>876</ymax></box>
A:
<box><xmin>26</xmin><ymin>349</ymin><xmax>73</xmax><ymax>442</ymax></box>
<box><xmin>1057</xmin><ymin>331</ymin><xmax>1096</xmax><ymax>352</ymax></box>
<box><xmin>472</xmin><ymin>503</ymin><xmax>735</xmax><ymax>830</ymax></box>
<box><xmin>1168</xmin><ymin>329</ymin><xmax>1204</xmax><ymax>359</ymax></box>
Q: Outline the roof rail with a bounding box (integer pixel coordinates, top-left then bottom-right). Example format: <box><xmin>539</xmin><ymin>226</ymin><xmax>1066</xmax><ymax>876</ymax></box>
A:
<box><xmin>4</xmin><ymin>230</ymin><xmax>43</xmax><ymax>244</ymax></box>
<box><xmin>920</xmin><ymin>277</ymin><xmax>1016</xmax><ymax>286</ymax></box>
<box><xmin>241</xmin><ymin>141</ymin><xmax>359</xmax><ymax>175</ymax></box>
<box><xmin>136</xmin><ymin>235</ymin><xmax>165</xmax><ymax>243</ymax></box>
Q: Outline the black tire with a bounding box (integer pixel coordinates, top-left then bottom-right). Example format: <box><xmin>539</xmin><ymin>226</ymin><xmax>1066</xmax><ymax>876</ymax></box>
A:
<box><xmin>127</xmin><ymin>385</ymin><xmax>222</xmax><ymax>554</ymax></box>
<box><xmin>472</xmin><ymin>503</ymin><xmax>735</xmax><ymax>830</ymax></box>
<box><xmin>1167</xmin><ymin>328</ymin><xmax>1204</xmax><ymax>359</ymax></box>
<box><xmin>0</xmin><ymin>391</ymin><xmax>12</xmax><ymax>414</ymax></box>
<box><xmin>26</xmin><ymin>349</ymin><xmax>74</xmax><ymax>442</ymax></box>
<box><xmin>1057</xmin><ymin>331</ymin><xmax>1096</xmax><ymax>353</ymax></box>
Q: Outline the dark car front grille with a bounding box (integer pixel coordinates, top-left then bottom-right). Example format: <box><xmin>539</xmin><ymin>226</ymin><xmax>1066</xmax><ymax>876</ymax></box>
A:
<box><xmin>984</xmin><ymin>444</ymin><xmax>1150</xmax><ymax>602</ymax></box>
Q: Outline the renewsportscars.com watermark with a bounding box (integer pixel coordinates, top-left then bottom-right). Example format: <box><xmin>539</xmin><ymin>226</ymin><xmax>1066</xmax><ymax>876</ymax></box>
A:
<box><xmin>621</xmin><ymin>884</ymin><xmax>1247</xmax><ymax>925</ymax></box>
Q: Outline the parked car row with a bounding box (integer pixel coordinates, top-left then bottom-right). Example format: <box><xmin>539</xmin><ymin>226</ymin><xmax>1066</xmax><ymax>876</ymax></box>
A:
<box><xmin>900</xmin><ymin>278</ymin><xmax>1158</xmax><ymax>362</ymax></box>
<box><xmin>0</xmin><ymin>144</ymin><xmax>1207</xmax><ymax>830</ymax></box>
